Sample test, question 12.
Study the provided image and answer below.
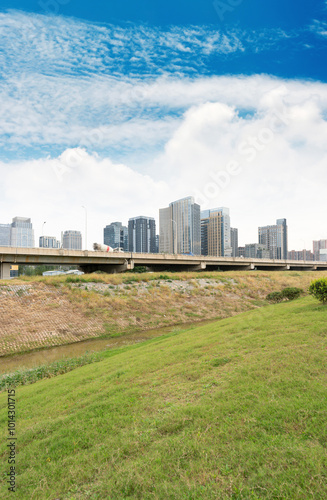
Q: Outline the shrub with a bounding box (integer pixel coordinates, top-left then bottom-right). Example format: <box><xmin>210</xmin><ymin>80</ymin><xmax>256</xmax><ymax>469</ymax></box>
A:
<box><xmin>266</xmin><ymin>287</ymin><xmax>303</xmax><ymax>303</ymax></box>
<box><xmin>133</xmin><ymin>266</ymin><xmax>148</xmax><ymax>274</ymax></box>
<box><xmin>266</xmin><ymin>291</ymin><xmax>284</xmax><ymax>303</ymax></box>
<box><xmin>309</xmin><ymin>278</ymin><xmax>327</xmax><ymax>304</ymax></box>
<box><xmin>281</xmin><ymin>287</ymin><xmax>303</xmax><ymax>301</ymax></box>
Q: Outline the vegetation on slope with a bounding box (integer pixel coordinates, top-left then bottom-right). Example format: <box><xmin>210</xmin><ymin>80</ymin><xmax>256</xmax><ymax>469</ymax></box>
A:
<box><xmin>0</xmin><ymin>271</ymin><xmax>324</xmax><ymax>356</ymax></box>
<box><xmin>1</xmin><ymin>295</ymin><xmax>327</xmax><ymax>499</ymax></box>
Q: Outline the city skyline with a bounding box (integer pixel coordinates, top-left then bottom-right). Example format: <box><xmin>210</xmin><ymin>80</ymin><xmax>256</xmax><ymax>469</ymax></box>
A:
<box><xmin>0</xmin><ymin>2</ymin><xmax>326</xmax><ymax>250</ymax></box>
<box><xmin>1</xmin><ymin>207</ymin><xmax>326</xmax><ymax>259</ymax></box>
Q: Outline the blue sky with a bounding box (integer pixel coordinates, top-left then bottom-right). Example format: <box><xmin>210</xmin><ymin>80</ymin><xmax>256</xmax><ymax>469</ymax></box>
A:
<box><xmin>0</xmin><ymin>1</ymin><xmax>326</xmax><ymax>249</ymax></box>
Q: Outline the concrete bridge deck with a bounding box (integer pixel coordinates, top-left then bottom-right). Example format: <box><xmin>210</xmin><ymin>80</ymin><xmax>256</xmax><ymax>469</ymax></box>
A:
<box><xmin>1</xmin><ymin>246</ymin><xmax>327</xmax><ymax>279</ymax></box>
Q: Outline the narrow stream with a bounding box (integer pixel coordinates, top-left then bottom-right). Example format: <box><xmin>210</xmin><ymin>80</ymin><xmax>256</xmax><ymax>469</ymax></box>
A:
<box><xmin>0</xmin><ymin>319</ymin><xmax>213</xmax><ymax>375</ymax></box>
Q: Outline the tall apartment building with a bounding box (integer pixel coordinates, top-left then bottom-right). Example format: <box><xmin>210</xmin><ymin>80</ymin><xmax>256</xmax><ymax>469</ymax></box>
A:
<box><xmin>245</xmin><ymin>243</ymin><xmax>270</xmax><ymax>259</ymax></box>
<box><xmin>128</xmin><ymin>216</ymin><xmax>156</xmax><ymax>253</ymax></box>
<box><xmin>320</xmin><ymin>249</ymin><xmax>327</xmax><ymax>262</ymax></box>
<box><xmin>258</xmin><ymin>218</ymin><xmax>288</xmax><ymax>260</ymax></box>
<box><xmin>39</xmin><ymin>236</ymin><xmax>60</xmax><ymax>248</ymax></box>
<box><xmin>288</xmin><ymin>250</ymin><xmax>314</xmax><ymax>261</ymax></box>
<box><xmin>104</xmin><ymin>222</ymin><xmax>128</xmax><ymax>250</ymax></box>
<box><xmin>10</xmin><ymin>217</ymin><xmax>35</xmax><ymax>248</ymax></box>
<box><xmin>201</xmin><ymin>207</ymin><xmax>232</xmax><ymax>257</ymax></box>
<box><xmin>62</xmin><ymin>230</ymin><xmax>82</xmax><ymax>250</ymax></box>
<box><xmin>159</xmin><ymin>196</ymin><xmax>201</xmax><ymax>255</ymax></box>
<box><xmin>0</xmin><ymin>224</ymin><xmax>11</xmax><ymax>246</ymax></box>
<box><xmin>313</xmin><ymin>240</ymin><xmax>327</xmax><ymax>261</ymax></box>
<box><xmin>230</xmin><ymin>228</ymin><xmax>238</xmax><ymax>258</ymax></box>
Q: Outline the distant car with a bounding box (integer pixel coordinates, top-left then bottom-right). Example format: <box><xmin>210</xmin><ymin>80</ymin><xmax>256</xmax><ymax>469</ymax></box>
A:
<box><xmin>65</xmin><ymin>270</ymin><xmax>85</xmax><ymax>275</ymax></box>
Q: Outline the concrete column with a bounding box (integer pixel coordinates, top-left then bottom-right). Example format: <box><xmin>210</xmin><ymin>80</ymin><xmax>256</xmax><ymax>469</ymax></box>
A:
<box><xmin>0</xmin><ymin>263</ymin><xmax>11</xmax><ymax>280</ymax></box>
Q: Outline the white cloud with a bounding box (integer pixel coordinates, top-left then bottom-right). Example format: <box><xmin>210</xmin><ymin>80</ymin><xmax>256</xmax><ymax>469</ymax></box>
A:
<box><xmin>1</xmin><ymin>81</ymin><xmax>327</xmax><ymax>251</ymax></box>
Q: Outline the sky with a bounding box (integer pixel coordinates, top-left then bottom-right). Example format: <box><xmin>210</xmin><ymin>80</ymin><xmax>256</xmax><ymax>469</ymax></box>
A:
<box><xmin>0</xmin><ymin>0</ymin><xmax>327</xmax><ymax>250</ymax></box>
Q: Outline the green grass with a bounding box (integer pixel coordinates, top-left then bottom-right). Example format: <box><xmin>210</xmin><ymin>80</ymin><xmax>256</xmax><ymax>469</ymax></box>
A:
<box><xmin>1</xmin><ymin>296</ymin><xmax>327</xmax><ymax>499</ymax></box>
<box><xmin>0</xmin><ymin>353</ymin><xmax>101</xmax><ymax>392</ymax></box>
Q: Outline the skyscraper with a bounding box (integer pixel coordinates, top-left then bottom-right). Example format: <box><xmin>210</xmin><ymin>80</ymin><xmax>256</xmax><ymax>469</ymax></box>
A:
<box><xmin>10</xmin><ymin>217</ymin><xmax>35</xmax><ymax>248</ymax></box>
<box><xmin>159</xmin><ymin>196</ymin><xmax>201</xmax><ymax>255</ymax></box>
<box><xmin>62</xmin><ymin>230</ymin><xmax>82</xmax><ymax>250</ymax></box>
<box><xmin>258</xmin><ymin>218</ymin><xmax>288</xmax><ymax>259</ymax></box>
<box><xmin>230</xmin><ymin>228</ymin><xmax>238</xmax><ymax>258</ymax></box>
<box><xmin>0</xmin><ymin>224</ymin><xmax>11</xmax><ymax>246</ymax></box>
<box><xmin>39</xmin><ymin>236</ymin><xmax>60</xmax><ymax>248</ymax></box>
<box><xmin>128</xmin><ymin>216</ymin><xmax>156</xmax><ymax>253</ymax></box>
<box><xmin>313</xmin><ymin>240</ymin><xmax>327</xmax><ymax>261</ymax></box>
<box><xmin>201</xmin><ymin>207</ymin><xmax>232</xmax><ymax>257</ymax></box>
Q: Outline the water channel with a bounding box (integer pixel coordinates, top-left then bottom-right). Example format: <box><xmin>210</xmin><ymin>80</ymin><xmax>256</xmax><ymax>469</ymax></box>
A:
<box><xmin>0</xmin><ymin>319</ymin><xmax>213</xmax><ymax>375</ymax></box>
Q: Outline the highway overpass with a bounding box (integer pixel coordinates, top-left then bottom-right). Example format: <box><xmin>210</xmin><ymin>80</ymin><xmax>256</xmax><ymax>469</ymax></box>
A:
<box><xmin>1</xmin><ymin>246</ymin><xmax>327</xmax><ymax>279</ymax></box>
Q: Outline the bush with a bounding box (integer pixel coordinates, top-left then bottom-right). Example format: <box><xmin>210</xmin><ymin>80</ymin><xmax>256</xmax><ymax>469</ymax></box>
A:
<box><xmin>266</xmin><ymin>291</ymin><xmax>284</xmax><ymax>303</ymax></box>
<box><xmin>266</xmin><ymin>287</ymin><xmax>303</xmax><ymax>303</ymax></box>
<box><xmin>133</xmin><ymin>266</ymin><xmax>148</xmax><ymax>274</ymax></box>
<box><xmin>281</xmin><ymin>287</ymin><xmax>303</xmax><ymax>301</ymax></box>
<box><xmin>309</xmin><ymin>278</ymin><xmax>327</xmax><ymax>304</ymax></box>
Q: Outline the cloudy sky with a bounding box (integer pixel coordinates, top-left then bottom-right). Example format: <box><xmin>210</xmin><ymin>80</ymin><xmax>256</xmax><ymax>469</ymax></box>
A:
<box><xmin>0</xmin><ymin>1</ymin><xmax>326</xmax><ymax>250</ymax></box>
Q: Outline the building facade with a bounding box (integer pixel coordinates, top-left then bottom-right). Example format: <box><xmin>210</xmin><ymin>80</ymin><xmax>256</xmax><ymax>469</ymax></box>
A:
<box><xmin>159</xmin><ymin>197</ymin><xmax>201</xmax><ymax>255</ymax></box>
<box><xmin>0</xmin><ymin>224</ymin><xmax>11</xmax><ymax>246</ymax></box>
<box><xmin>245</xmin><ymin>243</ymin><xmax>270</xmax><ymax>259</ymax></box>
<box><xmin>10</xmin><ymin>217</ymin><xmax>35</xmax><ymax>248</ymax></box>
<box><xmin>238</xmin><ymin>246</ymin><xmax>245</xmax><ymax>257</ymax></box>
<box><xmin>258</xmin><ymin>218</ymin><xmax>288</xmax><ymax>259</ymax></box>
<box><xmin>230</xmin><ymin>228</ymin><xmax>238</xmax><ymax>258</ymax></box>
<box><xmin>39</xmin><ymin>236</ymin><xmax>60</xmax><ymax>248</ymax></box>
<box><xmin>288</xmin><ymin>250</ymin><xmax>314</xmax><ymax>261</ymax></box>
<box><xmin>62</xmin><ymin>230</ymin><xmax>82</xmax><ymax>250</ymax></box>
<box><xmin>201</xmin><ymin>207</ymin><xmax>232</xmax><ymax>257</ymax></box>
<box><xmin>128</xmin><ymin>217</ymin><xmax>156</xmax><ymax>253</ymax></box>
<box><xmin>104</xmin><ymin>222</ymin><xmax>128</xmax><ymax>250</ymax></box>
<box><xmin>319</xmin><ymin>249</ymin><xmax>327</xmax><ymax>262</ymax></box>
<box><xmin>313</xmin><ymin>240</ymin><xmax>327</xmax><ymax>261</ymax></box>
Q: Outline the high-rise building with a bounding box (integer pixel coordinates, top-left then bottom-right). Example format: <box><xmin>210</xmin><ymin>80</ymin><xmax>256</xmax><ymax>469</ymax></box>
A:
<box><xmin>245</xmin><ymin>243</ymin><xmax>270</xmax><ymax>259</ymax></box>
<box><xmin>104</xmin><ymin>222</ymin><xmax>129</xmax><ymax>250</ymax></box>
<box><xmin>201</xmin><ymin>207</ymin><xmax>232</xmax><ymax>257</ymax></box>
<box><xmin>39</xmin><ymin>236</ymin><xmax>60</xmax><ymax>249</ymax></box>
<box><xmin>120</xmin><ymin>225</ymin><xmax>129</xmax><ymax>251</ymax></box>
<box><xmin>320</xmin><ymin>249</ymin><xmax>327</xmax><ymax>262</ymax></box>
<box><xmin>10</xmin><ymin>217</ymin><xmax>35</xmax><ymax>248</ymax></box>
<box><xmin>313</xmin><ymin>240</ymin><xmax>327</xmax><ymax>261</ymax></box>
<box><xmin>288</xmin><ymin>250</ymin><xmax>314</xmax><ymax>261</ymax></box>
<box><xmin>238</xmin><ymin>247</ymin><xmax>245</xmax><ymax>257</ymax></box>
<box><xmin>159</xmin><ymin>196</ymin><xmax>201</xmax><ymax>255</ymax></box>
<box><xmin>128</xmin><ymin>216</ymin><xmax>156</xmax><ymax>253</ymax></box>
<box><xmin>230</xmin><ymin>228</ymin><xmax>238</xmax><ymax>258</ymax></box>
<box><xmin>258</xmin><ymin>218</ymin><xmax>288</xmax><ymax>259</ymax></box>
<box><xmin>0</xmin><ymin>224</ymin><xmax>11</xmax><ymax>246</ymax></box>
<box><xmin>62</xmin><ymin>230</ymin><xmax>82</xmax><ymax>250</ymax></box>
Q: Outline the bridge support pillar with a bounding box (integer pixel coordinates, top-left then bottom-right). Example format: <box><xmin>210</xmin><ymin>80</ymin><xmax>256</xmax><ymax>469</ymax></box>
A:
<box><xmin>111</xmin><ymin>260</ymin><xmax>134</xmax><ymax>273</ymax></box>
<box><xmin>0</xmin><ymin>263</ymin><xmax>11</xmax><ymax>280</ymax></box>
<box><xmin>186</xmin><ymin>262</ymin><xmax>207</xmax><ymax>272</ymax></box>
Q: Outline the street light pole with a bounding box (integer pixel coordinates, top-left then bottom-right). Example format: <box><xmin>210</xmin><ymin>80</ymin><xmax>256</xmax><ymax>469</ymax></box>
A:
<box><xmin>42</xmin><ymin>221</ymin><xmax>46</xmax><ymax>247</ymax></box>
<box><xmin>82</xmin><ymin>206</ymin><xmax>87</xmax><ymax>250</ymax></box>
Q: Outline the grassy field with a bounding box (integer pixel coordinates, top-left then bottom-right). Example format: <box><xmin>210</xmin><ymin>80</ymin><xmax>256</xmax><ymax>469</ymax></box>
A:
<box><xmin>1</xmin><ymin>295</ymin><xmax>327</xmax><ymax>499</ymax></box>
<box><xmin>1</xmin><ymin>270</ymin><xmax>325</xmax><ymax>355</ymax></box>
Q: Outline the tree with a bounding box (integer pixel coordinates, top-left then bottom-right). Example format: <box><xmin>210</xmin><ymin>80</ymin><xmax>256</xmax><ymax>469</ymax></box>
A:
<box><xmin>309</xmin><ymin>278</ymin><xmax>327</xmax><ymax>304</ymax></box>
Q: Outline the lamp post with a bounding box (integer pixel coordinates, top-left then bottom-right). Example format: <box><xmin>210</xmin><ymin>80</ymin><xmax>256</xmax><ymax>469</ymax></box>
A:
<box><xmin>42</xmin><ymin>221</ymin><xmax>46</xmax><ymax>247</ymax></box>
<box><xmin>82</xmin><ymin>206</ymin><xmax>87</xmax><ymax>250</ymax></box>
